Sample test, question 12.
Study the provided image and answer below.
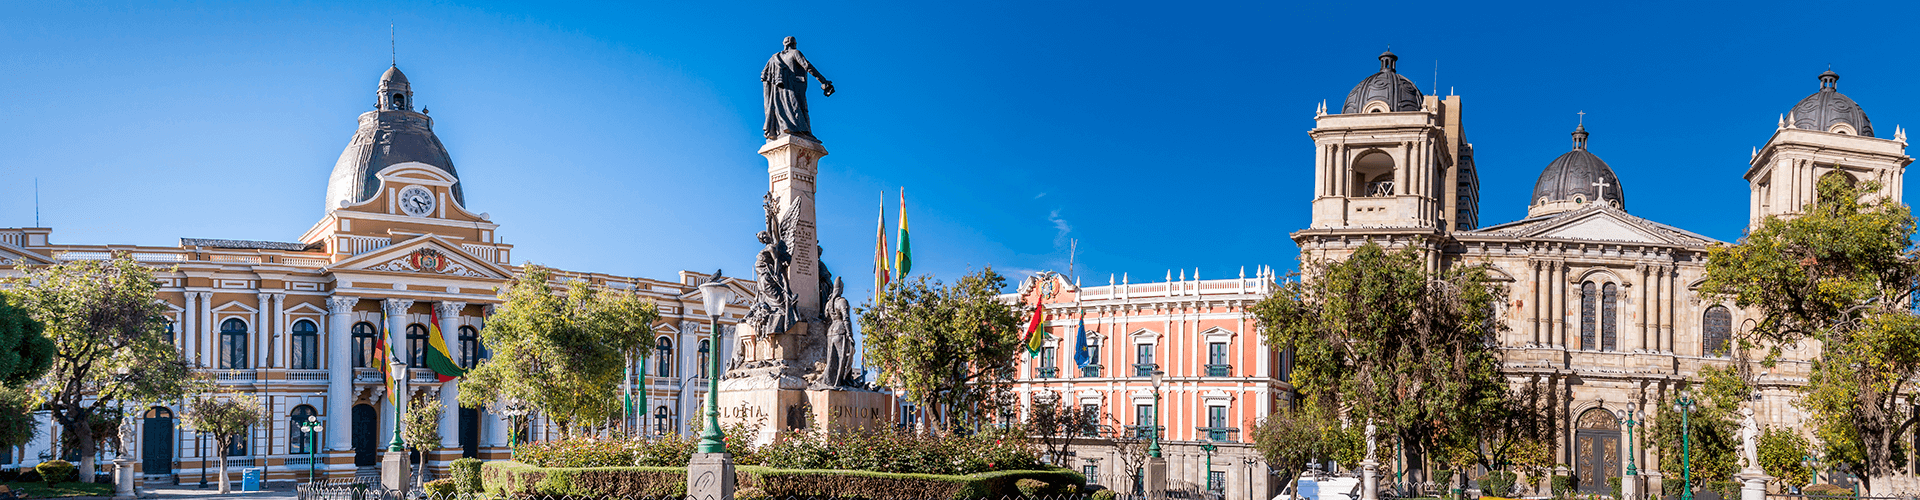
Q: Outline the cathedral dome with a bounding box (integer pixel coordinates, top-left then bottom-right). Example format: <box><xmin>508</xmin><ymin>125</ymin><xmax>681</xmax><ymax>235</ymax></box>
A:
<box><xmin>1529</xmin><ymin>124</ymin><xmax>1626</xmax><ymax>217</ymax></box>
<box><xmin>1341</xmin><ymin>51</ymin><xmax>1423</xmax><ymax>114</ymax></box>
<box><xmin>1786</xmin><ymin>70</ymin><xmax>1873</xmax><ymax>137</ymax></box>
<box><xmin>323</xmin><ymin>66</ymin><xmax>463</xmax><ymax>212</ymax></box>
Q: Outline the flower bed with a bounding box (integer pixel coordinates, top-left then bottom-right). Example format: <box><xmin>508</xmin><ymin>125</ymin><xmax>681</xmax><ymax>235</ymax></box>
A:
<box><xmin>514</xmin><ymin>428</ymin><xmax>1046</xmax><ymax>475</ymax></box>
<box><xmin>481</xmin><ymin>461</ymin><xmax>1085</xmax><ymax>499</ymax></box>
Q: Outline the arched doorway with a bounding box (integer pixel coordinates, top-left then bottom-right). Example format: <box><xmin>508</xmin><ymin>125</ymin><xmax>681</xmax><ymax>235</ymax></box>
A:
<box><xmin>142</xmin><ymin>407</ymin><xmax>174</xmax><ymax>476</ymax></box>
<box><xmin>1575</xmin><ymin>408</ymin><xmax>1621</xmax><ymax>493</ymax></box>
<box><xmin>459</xmin><ymin>408</ymin><xmax>479</xmax><ymax>458</ymax></box>
<box><xmin>352</xmin><ymin>404</ymin><xmax>378</xmax><ymax>466</ymax></box>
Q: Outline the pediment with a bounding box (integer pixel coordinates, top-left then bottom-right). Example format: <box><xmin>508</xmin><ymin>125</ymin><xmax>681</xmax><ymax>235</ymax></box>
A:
<box><xmin>0</xmin><ymin>243</ymin><xmax>54</xmax><ymax>266</ymax></box>
<box><xmin>1509</xmin><ymin>207</ymin><xmax>1717</xmax><ymax>247</ymax></box>
<box><xmin>329</xmin><ymin>234</ymin><xmax>513</xmax><ymax>280</ymax></box>
<box><xmin>673</xmin><ymin>278</ymin><xmax>755</xmax><ymax>316</ymax></box>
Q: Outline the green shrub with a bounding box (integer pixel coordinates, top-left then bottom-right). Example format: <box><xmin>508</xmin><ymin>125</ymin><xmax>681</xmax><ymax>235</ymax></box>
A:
<box><xmin>1091</xmin><ymin>489</ymin><xmax>1117</xmax><ymax>500</ymax></box>
<box><xmin>36</xmin><ymin>460</ymin><xmax>76</xmax><ymax>484</ymax></box>
<box><xmin>1552</xmin><ymin>475</ymin><xmax>1573</xmax><ymax>498</ymax></box>
<box><xmin>1477</xmin><ymin>471</ymin><xmax>1516</xmax><ymax>498</ymax></box>
<box><xmin>1608</xmin><ymin>477</ymin><xmax>1621</xmax><ymax>499</ymax></box>
<box><xmin>481</xmin><ymin>461</ymin><xmax>688</xmax><ymax>498</ymax></box>
<box><xmin>1804</xmin><ymin>484</ymin><xmax>1854</xmax><ymax>498</ymax></box>
<box><xmin>735</xmin><ymin>487</ymin><xmax>770</xmax><ymax>500</ymax></box>
<box><xmin>450</xmin><ymin>458</ymin><xmax>483</xmax><ymax>494</ymax></box>
<box><xmin>1706</xmin><ymin>481</ymin><xmax>1740</xmax><ymax>500</ymax></box>
<box><xmin>1016</xmin><ymin>478</ymin><xmax>1049</xmax><ymax>497</ymax></box>
<box><xmin>17</xmin><ymin>468</ymin><xmax>41</xmax><ymax>483</ymax></box>
<box><xmin>423</xmin><ymin>478</ymin><xmax>457</xmax><ymax>499</ymax></box>
<box><xmin>1664</xmin><ymin>479</ymin><xmax>1690</xmax><ymax>498</ymax></box>
<box><xmin>1433</xmin><ymin>469</ymin><xmax>1454</xmax><ymax>487</ymax></box>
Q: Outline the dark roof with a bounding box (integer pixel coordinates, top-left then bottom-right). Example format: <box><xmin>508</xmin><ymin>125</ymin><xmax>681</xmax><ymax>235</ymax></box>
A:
<box><xmin>1788</xmin><ymin>70</ymin><xmax>1873</xmax><ymax>137</ymax></box>
<box><xmin>1531</xmin><ymin>125</ymin><xmax>1627</xmax><ymax>211</ymax></box>
<box><xmin>323</xmin><ymin>66</ymin><xmax>462</xmax><ymax>211</ymax></box>
<box><xmin>1342</xmin><ymin>51</ymin><xmax>1423</xmax><ymax>113</ymax></box>
<box><xmin>381</xmin><ymin>65</ymin><xmax>409</xmax><ymax>85</ymax></box>
<box><xmin>180</xmin><ymin>238</ymin><xmax>316</xmax><ymax>251</ymax></box>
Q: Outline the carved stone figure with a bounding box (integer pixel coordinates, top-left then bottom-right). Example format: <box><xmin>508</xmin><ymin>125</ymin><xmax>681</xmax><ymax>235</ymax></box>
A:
<box><xmin>1365</xmin><ymin>422</ymin><xmax>1378</xmax><ymax>461</ymax></box>
<box><xmin>1740</xmin><ymin>407</ymin><xmax>1760</xmax><ymax>470</ymax></box>
<box><xmin>744</xmin><ymin>193</ymin><xmax>801</xmax><ymax>336</ymax></box>
<box><xmin>117</xmin><ymin>417</ymin><xmax>136</xmax><ymax>456</ymax></box>
<box><xmin>761</xmin><ymin>36</ymin><xmax>834</xmax><ymax>140</ymax></box>
<box><xmin>822</xmin><ymin>278</ymin><xmax>854</xmax><ymax>387</ymax></box>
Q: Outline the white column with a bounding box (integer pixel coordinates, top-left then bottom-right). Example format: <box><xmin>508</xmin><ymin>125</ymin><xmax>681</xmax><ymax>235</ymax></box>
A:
<box><xmin>182</xmin><ymin>293</ymin><xmax>199</xmax><ymax>361</ymax></box>
<box><xmin>435</xmin><ymin>302</ymin><xmax>464</xmax><ymax>449</ymax></box>
<box><xmin>256</xmin><ymin>293</ymin><xmax>272</xmax><ymax>369</ymax></box>
<box><xmin>325</xmin><ymin>296</ymin><xmax>358</xmax><ymax>452</ymax></box>
<box><xmin>274</xmin><ymin>293</ymin><xmax>288</xmax><ymax>368</ymax></box>
<box><xmin>198</xmin><ymin>292</ymin><xmax>214</xmax><ymax>368</ymax></box>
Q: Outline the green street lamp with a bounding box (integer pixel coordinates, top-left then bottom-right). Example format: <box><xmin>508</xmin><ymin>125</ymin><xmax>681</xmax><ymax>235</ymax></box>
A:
<box><xmin>1619</xmin><ymin>403</ymin><xmax>1638</xmax><ymax>477</ymax></box>
<box><xmin>298</xmin><ymin>416</ymin><xmax>324</xmax><ymax>483</ymax></box>
<box><xmin>1201</xmin><ymin>442</ymin><xmax>1218</xmax><ymax>492</ymax></box>
<box><xmin>695</xmin><ymin>278</ymin><xmax>735</xmax><ymax>454</ymax></box>
<box><xmin>1148</xmin><ymin>368</ymin><xmax>1164</xmax><ymax>459</ymax></box>
<box><xmin>1675</xmin><ymin>394</ymin><xmax>1698</xmax><ymax>500</ymax></box>
<box><xmin>389</xmin><ymin>360</ymin><xmax>407</xmax><ymax>452</ymax></box>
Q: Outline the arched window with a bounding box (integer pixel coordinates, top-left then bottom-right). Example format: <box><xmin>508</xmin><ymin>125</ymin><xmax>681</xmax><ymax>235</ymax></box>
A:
<box><xmin>1601</xmin><ymin>283</ymin><xmax>1619</xmax><ymax>352</ymax></box>
<box><xmin>406</xmin><ymin>324</ymin><xmax>429</xmax><ymax>367</ymax></box>
<box><xmin>654</xmin><ymin>405</ymin><xmax>672</xmax><ymax>435</ymax></box>
<box><xmin>164</xmin><ymin>319</ymin><xmax>175</xmax><ymax>345</ymax></box>
<box><xmin>1704</xmin><ymin>306</ymin><xmax>1733</xmax><ymax>357</ymax></box>
<box><xmin>291</xmin><ymin>320</ymin><xmax>319</xmax><ymax>369</ymax></box>
<box><xmin>698</xmin><ymin>339</ymin><xmax>711</xmax><ymax>379</ymax></box>
<box><xmin>1579</xmin><ymin>282</ymin><xmax>1596</xmax><ymax>350</ymax></box>
<box><xmin>352</xmin><ymin>322</ymin><xmax>379</xmax><ymax>368</ymax></box>
<box><xmin>219</xmin><ymin>318</ymin><xmax>248</xmax><ymax>369</ymax></box>
<box><xmin>392</xmin><ymin>93</ymin><xmax>406</xmax><ymax>110</ymax></box>
<box><xmin>656</xmin><ymin>337</ymin><xmax>674</xmax><ymax>377</ymax></box>
<box><xmin>289</xmin><ymin>405</ymin><xmax>319</xmax><ymax>454</ymax></box>
<box><xmin>457</xmin><ymin>326</ymin><xmax>480</xmax><ymax>369</ymax></box>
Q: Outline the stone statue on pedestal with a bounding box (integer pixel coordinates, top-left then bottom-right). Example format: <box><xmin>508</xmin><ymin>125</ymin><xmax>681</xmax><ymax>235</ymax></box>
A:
<box><xmin>761</xmin><ymin>36</ymin><xmax>834</xmax><ymax>141</ymax></box>
<box><xmin>744</xmin><ymin>193</ymin><xmax>801</xmax><ymax>337</ymax></box>
<box><xmin>1365</xmin><ymin>422</ymin><xmax>1378</xmax><ymax>461</ymax></box>
<box><xmin>822</xmin><ymin>278</ymin><xmax>854</xmax><ymax>387</ymax></box>
<box><xmin>1740</xmin><ymin>407</ymin><xmax>1760</xmax><ymax>471</ymax></box>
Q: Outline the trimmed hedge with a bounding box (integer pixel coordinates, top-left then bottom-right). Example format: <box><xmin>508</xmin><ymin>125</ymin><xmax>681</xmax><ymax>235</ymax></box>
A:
<box><xmin>481</xmin><ymin>460</ymin><xmax>1085</xmax><ymax>499</ymax></box>
<box><xmin>1551</xmin><ymin>475</ymin><xmax>1572</xmax><ymax>498</ymax></box>
<box><xmin>1477</xmin><ymin>471</ymin><xmax>1516</xmax><ymax>498</ymax></box>
<box><xmin>424</xmin><ymin>479</ymin><xmax>456</xmax><ymax>498</ymax></box>
<box><xmin>1706</xmin><ymin>480</ymin><xmax>1741</xmax><ymax>500</ymax></box>
<box><xmin>451</xmin><ymin>458</ymin><xmax>484</xmax><ymax>494</ymax></box>
<box><xmin>36</xmin><ymin>460</ymin><xmax>76</xmax><ymax>484</ymax></box>
<box><xmin>1803</xmin><ymin>484</ymin><xmax>1854</xmax><ymax>498</ymax></box>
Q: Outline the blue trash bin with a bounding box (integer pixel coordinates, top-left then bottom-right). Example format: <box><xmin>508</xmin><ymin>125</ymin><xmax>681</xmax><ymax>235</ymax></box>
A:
<box><xmin>241</xmin><ymin>467</ymin><xmax>264</xmax><ymax>491</ymax></box>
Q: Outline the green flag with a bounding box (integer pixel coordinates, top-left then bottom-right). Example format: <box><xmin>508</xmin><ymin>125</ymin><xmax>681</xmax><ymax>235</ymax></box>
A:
<box><xmin>895</xmin><ymin>188</ymin><xmax>912</xmax><ymax>280</ymax></box>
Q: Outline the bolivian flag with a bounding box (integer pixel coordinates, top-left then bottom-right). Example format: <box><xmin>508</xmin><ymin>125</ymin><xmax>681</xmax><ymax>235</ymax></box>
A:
<box><xmin>424</xmin><ymin>310</ymin><xmax>465</xmax><ymax>382</ymax></box>
<box><xmin>894</xmin><ymin>188</ymin><xmax>911</xmax><ymax>280</ymax></box>
<box><xmin>874</xmin><ymin>193</ymin><xmax>890</xmax><ymax>297</ymax></box>
<box><xmin>1023</xmin><ymin>294</ymin><xmax>1047</xmax><ymax>357</ymax></box>
<box><xmin>375</xmin><ymin>319</ymin><xmax>396</xmax><ymax>396</ymax></box>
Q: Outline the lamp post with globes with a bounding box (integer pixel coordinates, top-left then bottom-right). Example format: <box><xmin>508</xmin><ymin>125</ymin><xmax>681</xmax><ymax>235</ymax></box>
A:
<box><xmin>1149</xmin><ymin>368</ymin><xmax>1164</xmax><ymax>458</ymax></box>
<box><xmin>695</xmin><ymin>277</ymin><xmax>735</xmax><ymax>454</ymax></box>
<box><xmin>298</xmin><ymin>416</ymin><xmax>324</xmax><ymax>483</ymax></box>
<box><xmin>1675</xmin><ymin>394</ymin><xmax>1698</xmax><ymax>500</ymax></box>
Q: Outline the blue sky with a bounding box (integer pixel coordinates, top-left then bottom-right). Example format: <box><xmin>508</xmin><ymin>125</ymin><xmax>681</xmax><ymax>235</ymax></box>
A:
<box><xmin>6</xmin><ymin>1</ymin><xmax>1920</xmax><ymax>302</ymax></box>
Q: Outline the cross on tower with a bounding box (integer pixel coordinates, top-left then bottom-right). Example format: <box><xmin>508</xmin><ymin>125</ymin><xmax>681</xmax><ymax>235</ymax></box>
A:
<box><xmin>1578</xmin><ymin>110</ymin><xmax>1586</xmax><ymax>125</ymax></box>
<box><xmin>1592</xmin><ymin>179</ymin><xmax>1612</xmax><ymax>200</ymax></box>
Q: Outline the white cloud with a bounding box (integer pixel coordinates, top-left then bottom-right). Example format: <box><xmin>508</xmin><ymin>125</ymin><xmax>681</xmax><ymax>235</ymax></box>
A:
<box><xmin>1049</xmin><ymin>209</ymin><xmax>1072</xmax><ymax>247</ymax></box>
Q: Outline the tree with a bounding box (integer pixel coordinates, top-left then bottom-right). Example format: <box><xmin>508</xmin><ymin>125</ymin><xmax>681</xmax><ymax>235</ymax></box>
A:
<box><xmin>1254</xmin><ymin>404</ymin><xmax>1331</xmax><ymax>500</ymax></box>
<box><xmin>181</xmin><ymin>393</ymin><xmax>262</xmax><ymax>494</ymax></box>
<box><xmin>403</xmin><ymin>396</ymin><xmax>444</xmax><ymax>484</ymax></box>
<box><xmin>458</xmin><ymin>265</ymin><xmax>660</xmax><ymax>436</ymax></box>
<box><xmin>0</xmin><ymin>294</ymin><xmax>54</xmax><ymax>388</ymax></box>
<box><xmin>1697</xmin><ymin>175</ymin><xmax>1920</xmax><ymax>495</ymax></box>
<box><xmin>1758</xmin><ymin>427</ymin><xmax>1813</xmax><ymax>490</ymax></box>
<box><xmin>1252</xmin><ymin>242</ymin><xmax>1512</xmax><ymax>486</ymax></box>
<box><xmin>0</xmin><ymin>387</ymin><xmax>40</xmax><ymax>456</ymax></box>
<box><xmin>6</xmin><ymin>256</ymin><xmax>194</xmax><ymax>479</ymax></box>
<box><xmin>1103</xmin><ymin>412</ymin><xmax>1151</xmax><ymax>494</ymax></box>
<box><xmin>1024</xmin><ymin>393</ymin><xmax>1096</xmax><ymax>466</ymax></box>
<box><xmin>860</xmin><ymin>268</ymin><xmax>1023</xmax><ymax>434</ymax></box>
<box><xmin>1650</xmin><ymin>365</ymin><xmax>1746</xmax><ymax>489</ymax></box>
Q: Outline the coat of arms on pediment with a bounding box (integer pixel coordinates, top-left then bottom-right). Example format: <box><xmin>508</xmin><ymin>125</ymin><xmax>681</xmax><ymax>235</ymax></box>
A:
<box><xmin>368</xmin><ymin>248</ymin><xmax>485</xmax><ymax>277</ymax></box>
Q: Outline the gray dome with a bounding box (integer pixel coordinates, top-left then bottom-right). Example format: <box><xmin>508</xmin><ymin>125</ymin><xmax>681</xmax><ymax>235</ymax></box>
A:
<box><xmin>1788</xmin><ymin>70</ymin><xmax>1873</xmax><ymax>137</ymax></box>
<box><xmin>1342</xmin><ymin>51</ymin><xmax>1423</xmax><ymax>113</ymax></box>
<box><xmin>1531</xmin><ymin>125</ymin><xmax>1626</xmax><ymax>213</ymax></box>
<box><xmin>323</xmin><ymin>66</ymin><xmax>463</xmax><ymax>212</ymax></box>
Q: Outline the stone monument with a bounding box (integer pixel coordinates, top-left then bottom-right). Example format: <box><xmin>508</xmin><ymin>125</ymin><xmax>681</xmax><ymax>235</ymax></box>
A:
<box><xmin>113</xmin><ymin>417</ymin><xmax>135</xmax><ymax>500</ymax></box>
<box><xmin>717</xmin><ymin>36</ymin><xmax>891</xmax><ymax>447</ymax></box>
<box><xmin>1737</xmin><ymin>408</ymin><xmax>1771</xmax><ymax>500</ymax></box>
<box><xmin>1360</xmin><ymin>422</ymin><xmax>1380</xmax><ymax>500</ymax></box>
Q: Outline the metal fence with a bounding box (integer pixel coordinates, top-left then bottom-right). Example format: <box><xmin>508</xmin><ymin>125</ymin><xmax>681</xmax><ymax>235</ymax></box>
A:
<box><xmin>403</xmin><ymin>492</ymin><xmax>1205</xmax><ymax>500</ymax></box>
<box><xmin>296</xmin><ymin>478</ymin><xmax>397</xmax><ymax>500</ymax></box>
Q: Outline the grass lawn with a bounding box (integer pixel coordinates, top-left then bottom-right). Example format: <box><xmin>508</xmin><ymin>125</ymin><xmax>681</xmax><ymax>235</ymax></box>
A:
<box><xmin>0</xmin><ymin>481</ymin><xmax>115</xmax><ymax>498</ymax></box>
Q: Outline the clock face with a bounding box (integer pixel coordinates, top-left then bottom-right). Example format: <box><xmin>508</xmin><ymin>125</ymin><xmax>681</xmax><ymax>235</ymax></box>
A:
<box><xmin>399</xmin><ymin>186</ymin><xmax>436</xmax><ymax>217</ymax></box>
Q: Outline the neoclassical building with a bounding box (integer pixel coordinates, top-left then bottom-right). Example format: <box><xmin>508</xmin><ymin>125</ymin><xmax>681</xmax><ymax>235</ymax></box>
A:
<box><xmin>1292</xmin><ymin>53</ymin><xmax>1910</xmax><ymax>494</ymax></box>
<box><xmin>0</xmin><ymin>65</ymin><xmax>753</xmax><ymax>486</ymax></box>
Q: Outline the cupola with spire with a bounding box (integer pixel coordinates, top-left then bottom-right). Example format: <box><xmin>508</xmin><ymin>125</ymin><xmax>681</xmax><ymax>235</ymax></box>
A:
<box><xmin>379</xmin><ymin>65</ymin><xmax>414</xmax><ymax>112</ymax></box>
<box><xmin>324</xmin><ymin>65</ymin><xmax>463</xmax><ymax>213</ymax></box>
<box><xmin>1341</xmin><ymin>50</ymin><xmax>1424</xmax><ymax>114</ymax></box>
<box><xmin>1785</xmin><ymin>69</ymin><xmax>1873</xmax><ymax>136</ymax></box>
<box><xmin>1529</xmin><ymin>123</ymin><xmax>1626</xmax><ymax>217</ymax></box>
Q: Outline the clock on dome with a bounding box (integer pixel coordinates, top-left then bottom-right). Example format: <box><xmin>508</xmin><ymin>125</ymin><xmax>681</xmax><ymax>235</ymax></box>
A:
<box><xmin>398</xmin><ymin>185</ymin><xmax>436</xmax><ymax>217</ymax></box>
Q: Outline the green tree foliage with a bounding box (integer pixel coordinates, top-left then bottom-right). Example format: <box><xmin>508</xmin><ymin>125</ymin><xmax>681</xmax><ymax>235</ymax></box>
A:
<box><xmin>1252</xmin><ymin>242</ymin><xmax>1512</xmax><ymax>480</ymax></box>
<box><xmin>859</xmin><ymin>268</ymin><xmax>1023</xmax><ymax>434</ymax></box>
<box><xmin>5</xmin><ymin>256</ymin><xmax>193</xmax><ymax>480</ymax></box>
<box><xmin>0</xmin><ymin>294</ymin><xmax>54</xmax><ymax>388</ymax></box>
<box><xmin>403</xmin><ymin>396</ymin><xmax>444</xmax><ymax>484</ymax></box>
<box><xmin>181</xmin><ymin>393</ymin><xmax>262</xmax><ymax>494</ymax></box>
<box><xmin>0</xmin><ymin>387</ymin><xmax>40</xmax><ymax>453</ymax></box>
<box><xmin>458</xmin><ymin>264</ymin><xmax>661</xmax><ymax>436</ymax></box>
<box><xmin>1698</xmin><ymin>174</ymin><xmax>1920</xmax><ymax>493</ymax></box>
<box><xmin>1253</xmin><ymin>400</ymin><xmax>1355</xmax><ymax>497</ymax></box>
<box><xmin>1758</xmin><ymin>427</ymin><xmax>1813</xmax><ymax>489</ymax></box>
<box><xmin>1023</xmin><ymin>394</ymin><xmax>1096</xmax><ymax>466</ymax></box>
<box><xmin>1651</xmin><ymin>365</ymin><xmax>1747</xmax><ymax>487</ymax></box>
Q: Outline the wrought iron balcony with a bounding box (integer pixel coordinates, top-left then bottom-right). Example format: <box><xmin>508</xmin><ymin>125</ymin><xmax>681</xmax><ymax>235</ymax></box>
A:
<box><xmin>1196</xmin><ymin>426</ymin><xmax>1241</xmax><ymax>442</ymax></box>
<box><xmin>1133</xmin><ymin>363</ymin><xmax>1157</xmax><ymax>377</ymax></box>
<box><xmin>1036</xmin><ymin>367</ymin><xmax>1058</xmax><ymax>379</ymax></box>
<box><xmin>1125</xmin><ymin>425</ymin><xmax>1165</xmax><ymax>439</ymax></box>
<box><xmin>1080</xmin><ymin>365</ymin><xmax>1102</xmax><ymax>378</ymax></box>
<box><xmin>1206</xmin><ymin>364</ymin><xmax>1232</xmax><ymax>377</ymax></box>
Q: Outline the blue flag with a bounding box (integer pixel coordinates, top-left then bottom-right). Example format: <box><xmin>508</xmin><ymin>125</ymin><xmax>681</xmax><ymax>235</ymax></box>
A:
<box><xmin>1073</xmin><ymin>319</ymin><xmax>1091</xmax><ymax>367</ymax></box>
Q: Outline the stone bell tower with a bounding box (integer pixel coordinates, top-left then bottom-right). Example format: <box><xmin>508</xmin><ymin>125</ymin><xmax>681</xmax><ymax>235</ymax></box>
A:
<box><xmin>1306</xmin><ymin>51</ymin><xmax>1474</xmax><ymax>233</ymax></box>
<box><xmin>1747</xmin><ymin>69</ymin><xmax>1912</xmax><ymax>228</ymax></box>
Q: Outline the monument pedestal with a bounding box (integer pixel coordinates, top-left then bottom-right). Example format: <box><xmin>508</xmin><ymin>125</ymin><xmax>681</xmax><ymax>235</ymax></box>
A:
<box><xmin>380</xmin><ymin>450</ymin><xmax>410</xmax><ymax>496</ymax></box>
<box><xmin>1738</xmin><ymin>470</ymin><xmax>1772</xmax><ymax>500</ymax></box>
<box><xmin>1360</xmin><ymin>460</ymin><xmax>1381</xmax><ymax>500</ymax></box>
<box><xmin>688</xmin><ymin>453</ymin><xmax>735</xmax><ymax>500</ymax></box>
<box><xmin>112</xmin><ymin>458</ymin><xmax>135</xmax><ymax>500</ymax></box>
<box><xmin>1144</xmin><ymin>456</ymin><xmax>1167</xmax><ymax>498</ymax></box>
<box><xmin>717</xmin><ymin>374</ymin><xmax>893</xmax><ymax>445</ymax></box>
<box><xmin>1622</xmin><ymin>474</ymin><xmax>1640</xmax><ymax>500</ymax></box>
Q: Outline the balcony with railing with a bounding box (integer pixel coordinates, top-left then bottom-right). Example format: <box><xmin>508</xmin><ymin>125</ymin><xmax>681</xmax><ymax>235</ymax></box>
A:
<box><xmin>1079</xmin><ymin>365</ymin><xmax>1102</xmax><ymax>378</ymax></box>
<box><xmin>285</xmin><ymin>370</ymin><xmax>329</xmax><ymax>382</ymax></box>
<box><xmin>1196</xmin><ymin>427</ymin><xmax>1241</xmax><ymax>442</ymax></box>
<box><xmin>1205</xmin><ymin>364</ymin><xmax>1232</xmax><ymax>377</ymax></box>
<box><xmin>1125</xmin><ymin>425</ymin><xmax>1164</xmax><ymax>440</ymax></box>
<box><xmin>1133</xmin><ymin>363</ymin><xmax>1156</xmax><ymax>377</ymax></box>
<box><xmin>1036</xmin><ymin>367</ymin><xmax>1057</xmax><ymax>379</ymax></box>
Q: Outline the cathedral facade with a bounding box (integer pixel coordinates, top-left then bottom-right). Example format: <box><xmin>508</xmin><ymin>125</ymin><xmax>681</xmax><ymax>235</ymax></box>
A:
<box><xmin>0</xmin><ymin>66</ymin><xmax>752</xmax><ymax>486</ymax></box>
<box><xmin>1293</xmin><ymin>52</ymin><xmax>1911</xmax><ymax>493</ymax></box>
